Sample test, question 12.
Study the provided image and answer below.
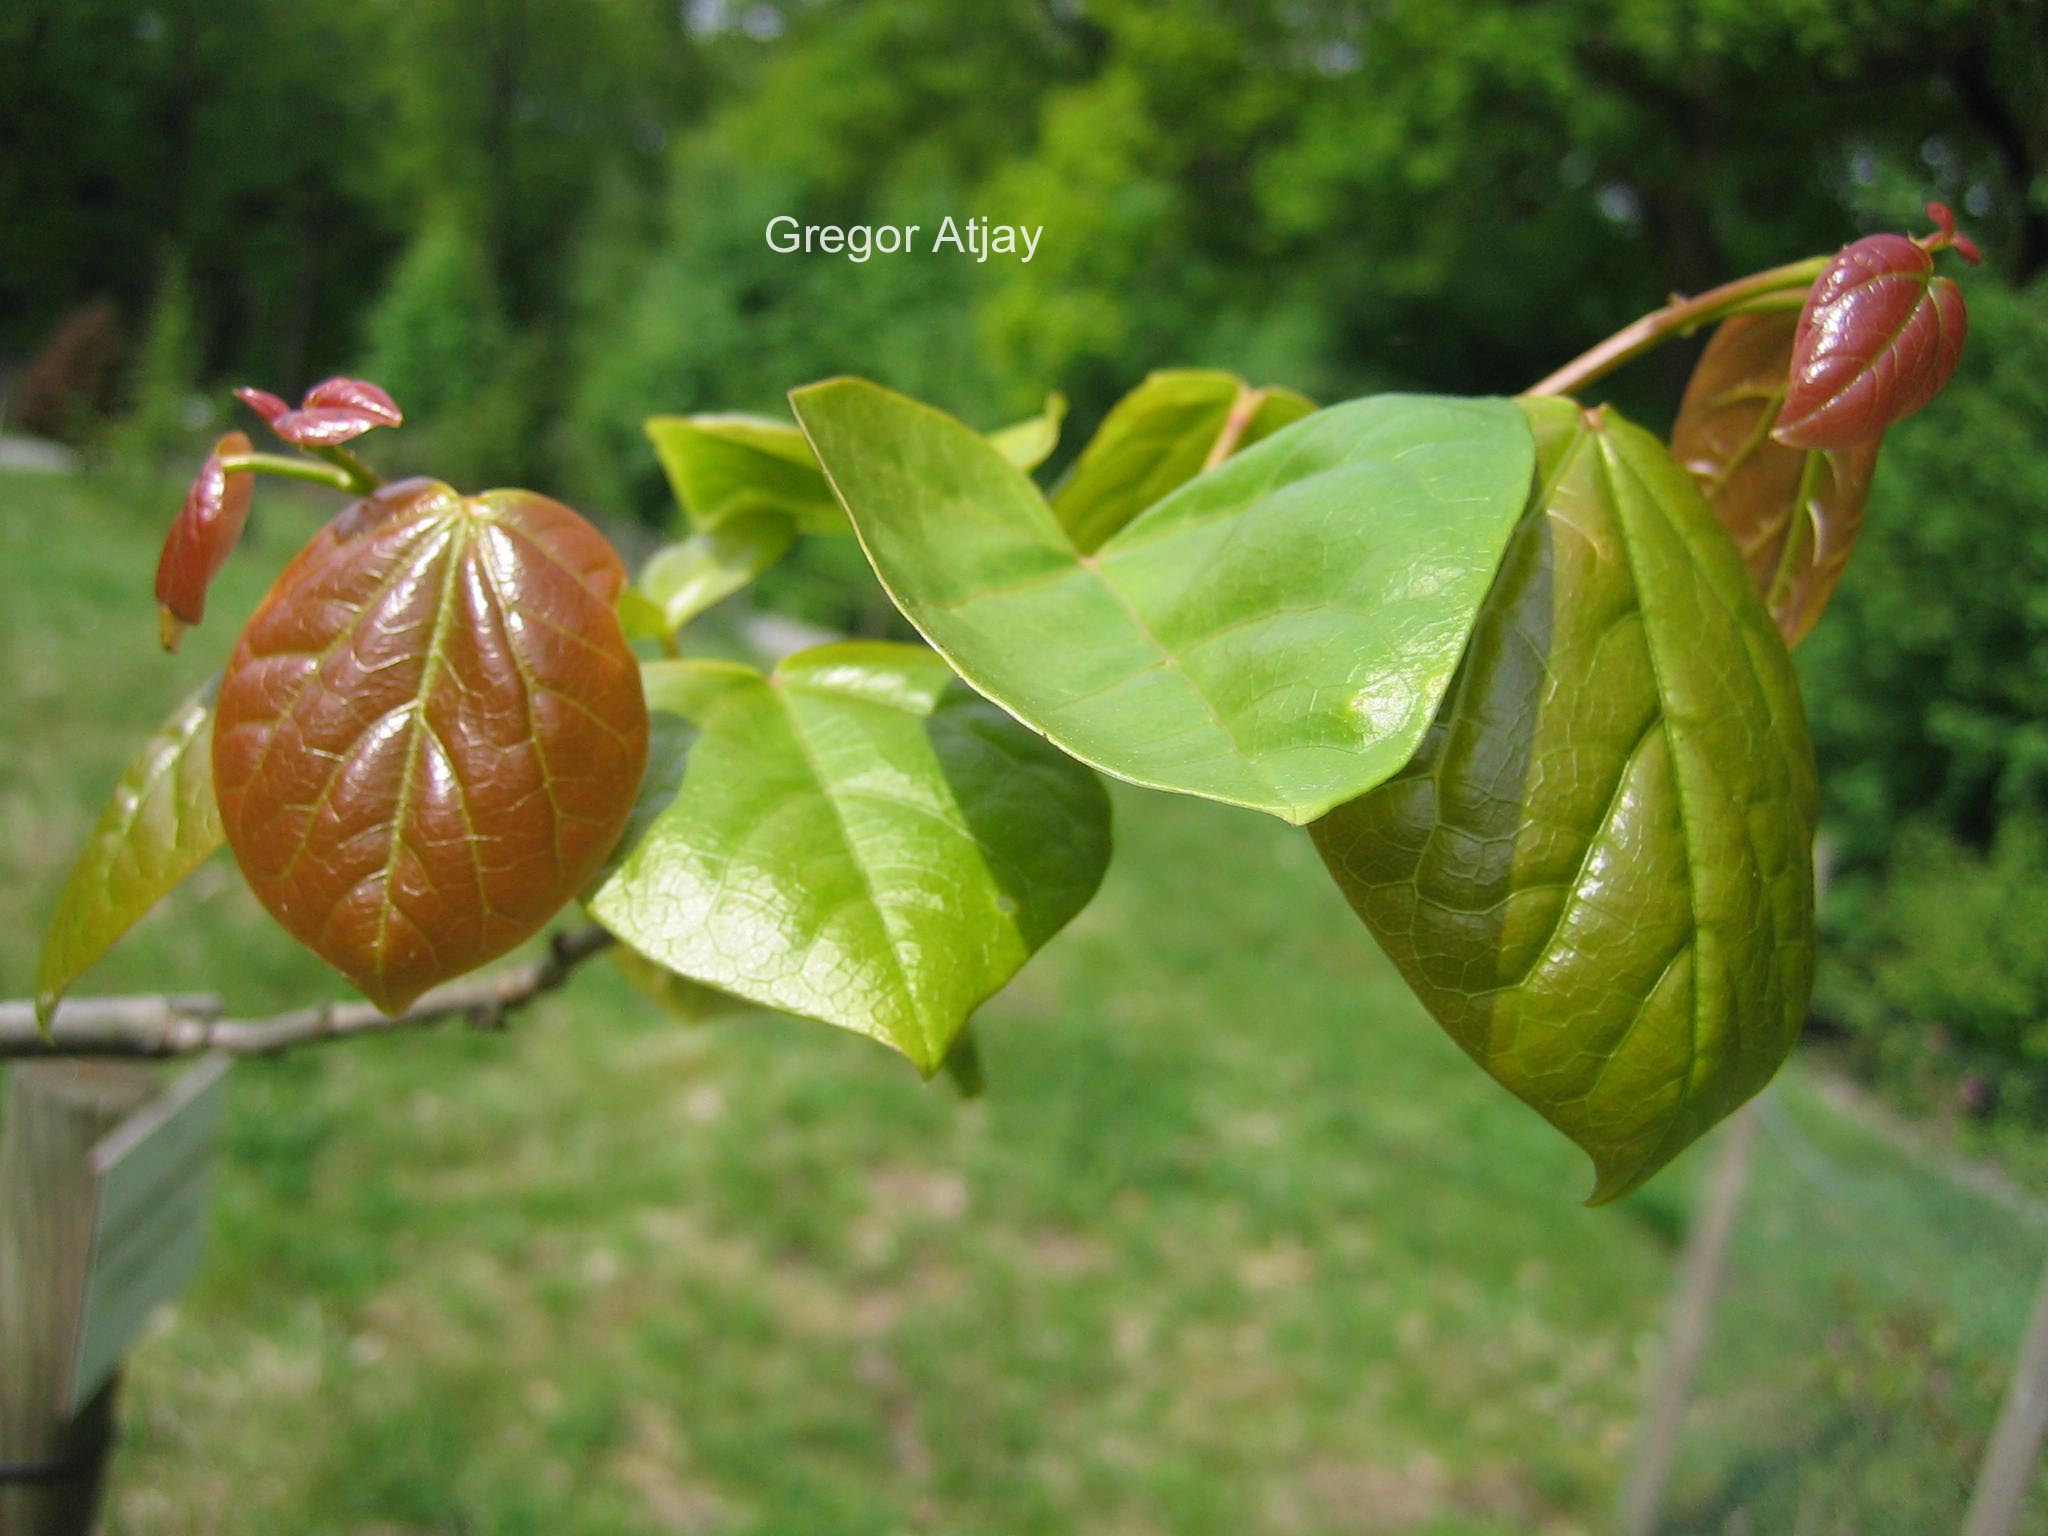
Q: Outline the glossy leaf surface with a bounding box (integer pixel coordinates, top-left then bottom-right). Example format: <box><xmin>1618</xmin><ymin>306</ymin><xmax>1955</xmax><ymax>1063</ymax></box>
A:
<box><xmin>35</xmin><ymin>683</ymin><xmax>225</xmax><ymax>1024</ymax></box>
<box><xmin>1313</xmin><ymin>399</ymin><xmax>1818</xmax><ymax>1201</ymax></box>
<box><xmin>647</xmin><ymin>396</ymin><xmax>1065</xmax><ymax>537</ymax></box>
<box><xmin>590</xmin><ymin>643</ymin><xmax>1111</xmax><ymax>1073</ymax></box>
<box><xmin>1051</xmin><ymin>369</ymin><xmax>1316</xmax><ymax>553</ymax></box>
<box><xmin>155</xmin><ymin>431</ymin><xmax>255</xmax><ymax>649</ymax></box>
<box><xmin>792</xmin><ymin>379</ymin><xmax>1534</xmax><ymax>825</ymax></box>
<box><xmin>237</xmin><ymin>376</ymin><xmax>403</xmax><ymax>447</ymax></box>
<box><xmin>1776</xmin><ymin>234</ymin><xmax>1966</xmax><ymax>450</ymax></box>
<box><xmin>213</xmin><ymin>478</ymin><xmax>649</xmax><ymax>1012</ymax></box>
<box><xmin>1672</xmin><ymin>312</ymin><xmax>1880</xmax><ymax>646</ymax></box>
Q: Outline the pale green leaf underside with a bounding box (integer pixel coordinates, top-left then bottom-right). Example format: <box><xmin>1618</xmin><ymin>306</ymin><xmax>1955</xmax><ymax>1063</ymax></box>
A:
<box><xmin>792</xmin><ymin>379</ymin><xmax>1536</xmax><ymax>825</ymax></box>
<box><xmin>589</xmin><ymin>642</ymin><xmax>1110</xmax><ymax>1073</ymax></box>
<box><xmin>616</xmin><ymin>585</ymin><xmax>672</xmax><ymax>645</ymax></box>
<box><xmin>986</xmin><ymin>392</ymin><xmax>1068</xmax><ymax>472</ymax></box>
<box><xmin>1050</xmin><ymin>369</ymin><xmax>1315</xmax><ymax>554</ymax></box>
<box><xmin>647</xmin><ymin>396</ymin><xmax>1066</xmax><ymax>537</ymax></box>
<box><xmin>1312</xmin><ymin>398</ymin><xmax>1818</xmax><ymax>1202</ymax></box>
<box><xmin>637</xmin><ymin>510</ymin><xmax>797</xmax><ymax>635</ymax></box>
<box><xmin>646</xmin><ymin>413</ymin><xmax>845</xmax><ymax>536</ymax></box>
<box><xmin>35</xmin><ymin>682</ymin><xmax>225</xmax><ymax>1023</ymax></box>
<box><xmin>608</xmin><ymin>943</ymin><xmax>758</xmax><ymax>1024</ymax></box>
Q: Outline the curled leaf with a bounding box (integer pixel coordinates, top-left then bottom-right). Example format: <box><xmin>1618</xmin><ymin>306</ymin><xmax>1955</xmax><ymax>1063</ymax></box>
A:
<box><xmin>590</xmin><ymin>643</ymin><xmax>1110</xmax><ymax>1074</ymax></box>
<box><xmin>155</xmin><ymin>431</ymin><xmax>255</xmax><ymax>650</ymax></box>
<box><xmin>985</xmin><ymin>392</ymin><xmax>1069</xmax><ymax>471</ymax></box>
<box><xmin>1313</xmin><ymin>399</ymin><xmax>1817</xmax><ymax>1202</ymax></box>
<box><xmin>234</xmin><ymin>387</ymin><xmax>289</xmax><ymax>426</ymax></box>
<box><xmin>301</xmin><ymin>377</ymin><xmax>403</xmax><ymax>426</ymax></box>
<box><xmin>646</xmin><ymin>413</ymin><xmax>851</xmax><ymax>536</ymax></box>
<box><xmin>635</xmin><ymin>510</ymin><xmax>797</xmax><ymax>637</ymax></box>
<box><xmin>35</xmin><ymin>682</ymin><xmax>225</xmax><ymax>1025</ymax></box>
<box><xmin>1922</xmin><ymin>201</ymin><xmax>1983</xmax><ymax>267</ymax></box>
<box><xmin>239</xmin><ymin>376</ymin><xmax>404</xmax><ymax>447</ymax></box>
<box><xmin>213</xmin><ymin>478</ymin><xmax>649</xmax><ymax>1012</ymax></box>
<box><xmin>1775</xmin><ymin>232</ymin><xmax>1967</xmax><ymax>450</ymax></box>
<box><xmin>1672</xmin><ymin>312</ymin><xmax>1880</xmax><ymax>646</ymax></box>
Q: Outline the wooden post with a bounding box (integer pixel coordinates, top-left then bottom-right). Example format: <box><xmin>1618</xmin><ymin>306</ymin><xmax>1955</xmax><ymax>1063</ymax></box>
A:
<box><xmin>1617</xmin><ymin>1101</ymin><xmax>1762</xmax><ymax>1536</ymax></box>
<box><xmin>1963</xmin><ymin>1246</ymin><xmax>2048</xmax><ymax>1536</ymax></box>
<box><xmin>0</xmin><ymin>1061</ymin><xmax>157</xmax><ymax>1536</ymax></box>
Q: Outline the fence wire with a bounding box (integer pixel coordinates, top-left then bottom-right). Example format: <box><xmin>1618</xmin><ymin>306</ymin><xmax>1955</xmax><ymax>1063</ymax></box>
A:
<box><xmin>1648</xmin><ymin>1078</ymin><xmax>2047</xmax><ymax>1536</ymax></box>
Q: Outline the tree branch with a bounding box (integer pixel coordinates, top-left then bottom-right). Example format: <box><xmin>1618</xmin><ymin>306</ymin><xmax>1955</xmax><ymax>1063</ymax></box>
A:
<box><xmin>0</xmin><ymin>925</ymin><xmax>615</xmax><ymax>1060</ymax></box>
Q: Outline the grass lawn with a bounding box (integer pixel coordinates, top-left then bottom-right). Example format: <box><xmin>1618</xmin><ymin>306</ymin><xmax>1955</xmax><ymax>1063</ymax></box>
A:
<box><xmin>2</xmin><ymin>466</ymin><xmax>2042</xmax><ymax>1535</ymax></box>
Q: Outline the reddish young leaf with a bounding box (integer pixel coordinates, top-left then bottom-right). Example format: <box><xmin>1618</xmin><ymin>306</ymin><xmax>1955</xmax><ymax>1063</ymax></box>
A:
<box><xmin>155</xmin><ymin>430</ymin><xmax>256</xmax><ymax>650</ymax></box>
<box><xmin>1673</xmin><ymin>313</ymin><xmax>1880</xmax><ymax>646</ymax></box>
<box><xmin>234</xmin><ymin>387</ymin><xmax>289</xmax><ymax>426</ymax></box>
<box><xmin>1775</xmin><ymin>233</ymin><xmax>1966</xmax><ymax>450</ymax></box>
<box><xmin>301</xmin><ymin>376</ymin><xmax>402</xmax><ymax>425</ymax></box>
<box><xmin>238</xmin><ymin>376</ymin><xmax>403</xmax><ymax>447</ymax></box>
<box><xmin>212</xmin><ymin>478</ymin><xmax>649</xmax><ymax>1012</ymax></box>
<box><xmin>1923</xmin><ymin>200</ymin><xmax>1983</xmax><ymax>267</ymax></box>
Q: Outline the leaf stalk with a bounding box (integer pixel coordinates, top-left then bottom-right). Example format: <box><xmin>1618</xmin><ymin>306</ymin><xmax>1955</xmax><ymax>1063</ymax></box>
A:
<box><xmin>1525</xmin><ymin>256</ymin><xmax>1829</xmax><ymax>399</ymax></box>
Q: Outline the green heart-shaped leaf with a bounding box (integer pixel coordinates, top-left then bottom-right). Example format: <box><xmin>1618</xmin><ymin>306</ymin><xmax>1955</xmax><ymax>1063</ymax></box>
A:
<box><xmin>36</xmin><ymin>682</ymin><xmax>225</xmax><ymax>1024</ymax></box>
<box><xmin>588</xmin><ymin>642</ymin><xmax>1111</xmax><ymax>1073</ymax></box>
<box><xmin>1312</xmin><ymin>398</ymin><xmax>1819</xmax><ymax>1202</ymax></box>
<box><xmin>647</xmin><ymin>395</ymin><xmax>1067</xmax><ymax>536</ymax></box>
<box><xmin>792</xmin><ymin>379</ymin><xmax>1535</xmax><ymax>825</ymax></box>
<box><xmin>1051</xmin><ymin>369</ymin><xmax>1315</xmax><ymax>552</ymax></box>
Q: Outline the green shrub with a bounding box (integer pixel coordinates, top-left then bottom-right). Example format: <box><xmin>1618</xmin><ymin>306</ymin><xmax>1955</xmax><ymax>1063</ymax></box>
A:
<box><xmin>359</xmin><ymin>211</ymin><xmax>535</xmax><ymax>488</ymax></box>
<box><xmin>105</xmin><ymin>257</ymin><xmax>210</xmax><ymax>475</ymax></box>
<box><xmin>1818</xmin><ymin>817</ymin><xmax>2048</xmax><ymax>1125</ymax></box>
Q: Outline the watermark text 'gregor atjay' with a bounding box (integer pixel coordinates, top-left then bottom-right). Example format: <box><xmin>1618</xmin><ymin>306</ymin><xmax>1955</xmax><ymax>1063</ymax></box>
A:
<box><xmin>765</xmin><ymin>214</ymin><xmax>1041</xmax><ymax>263</ymax></box>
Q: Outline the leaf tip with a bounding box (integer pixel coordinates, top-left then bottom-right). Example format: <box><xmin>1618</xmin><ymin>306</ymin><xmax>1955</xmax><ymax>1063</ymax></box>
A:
<box><xmin>1583</xmin><ymin>1153</ymin><xmax>1654</xmax><ymax>1208</ymax></box>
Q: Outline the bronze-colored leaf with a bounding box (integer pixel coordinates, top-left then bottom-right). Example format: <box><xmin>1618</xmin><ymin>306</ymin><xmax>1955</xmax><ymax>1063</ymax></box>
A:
<box><xmin>1671</xmin><ymin>312</ymin><xmax>1880</xmax><ymax>647</ymax></box>
<box><xmin>213</xmin><ymin>477</ymin><xmax>649</xmax><ymax>1012</ymax></box>
<box><xmin>238</xmin><ymin>376</ymin><xmax>404</xmax><ymax>447</ymax></box>
<box><xmin>1775</xmin><ymin>233</ymin><xmax>1966</xmax><ymax>450</ymax></box>
<box><xmin>155</xmin><ymin>431</ymin><xmax>255</xmax><ymax>650</ymax></box>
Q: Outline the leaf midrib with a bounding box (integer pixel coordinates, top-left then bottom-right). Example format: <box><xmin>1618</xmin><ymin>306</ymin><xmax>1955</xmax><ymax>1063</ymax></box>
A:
<box><xmin>1596</xmin><ymin>435</ymin><xmax>1719</xmax><ymax>1187</ymax></box>
<box><xmin>365</xmin><ymin>514</ymin><xmax>470</xmax><ymax>994</ymax></box>
<box><xmin>770</xmin><ymin>675</ymin><xmax>942</xmax><ymax>1068</ymax></box>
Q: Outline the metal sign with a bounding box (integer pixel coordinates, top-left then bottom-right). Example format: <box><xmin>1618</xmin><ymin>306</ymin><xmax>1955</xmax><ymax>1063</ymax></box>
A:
<box><xmin>66</xmin><ymin>1054</ymin><xmax>229</xmax><ymax>1414</ymax></box>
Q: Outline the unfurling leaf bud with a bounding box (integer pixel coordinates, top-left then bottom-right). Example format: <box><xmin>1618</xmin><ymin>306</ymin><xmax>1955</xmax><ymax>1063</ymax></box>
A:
<box><xmin>1921</xmin><ymin>201</ymin><xmax>1983</xmax><ymax>267</ymax></box>
<box><xmin>1774</xmin><ymin>210</ymin><xmax>1972</xmax><ymax>451</ymax></box>
<box><xmin>234</xmin><ymin>387</ymin><xmax>290</xmax><ymax>426</ymax></box>
<box><xmin>155</xmin><ymin>431</ymin><xmax>255</xmax><ymax>651</ymax></box>
<box><xmin>238</xmin><ymin>376</ymin><xmax>403</xmax><ymax>447</ymax></box>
